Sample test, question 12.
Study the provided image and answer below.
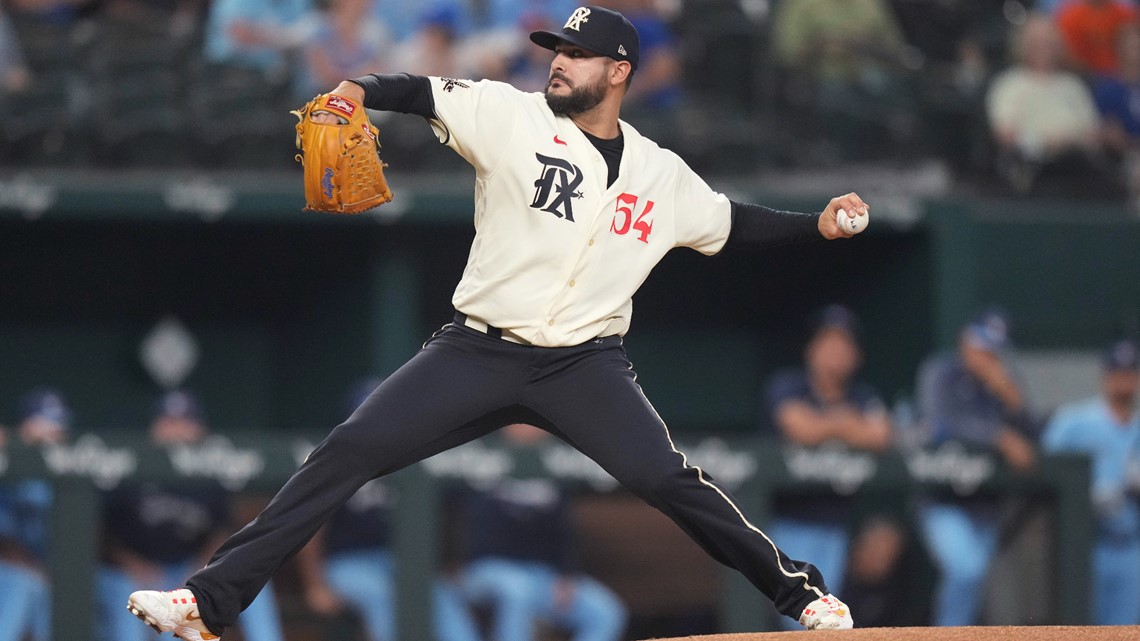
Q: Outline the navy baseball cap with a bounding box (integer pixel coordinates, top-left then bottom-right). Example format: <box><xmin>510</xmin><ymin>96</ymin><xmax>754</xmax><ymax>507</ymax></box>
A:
<box><xmin>963</xmin><ymin>308</ymin><xmax>1011</xmax><ymax>353</ymax></box>
<box><xmin>530</xmin><ymin>6</ymin><xmax>640</xmax><ymax>72</ymax></box>
<box><xmin>811</xmin><ymin>304</ymin><xmax>860</xmax><ymax>339</ymax></box>
<box><xmin>19</xmin><ymin>387</ymin><xmax>72</xmax><ymax>427</ymax></box>
<box><xmin>155</xmin><ymin>390</ymin><xmax>204</xmax><ymax>421</ymax></box>
<box><xmin>1103</xmin><ymin>339</ymin><xmax>1140</xmax><ymax>371</ymax></box>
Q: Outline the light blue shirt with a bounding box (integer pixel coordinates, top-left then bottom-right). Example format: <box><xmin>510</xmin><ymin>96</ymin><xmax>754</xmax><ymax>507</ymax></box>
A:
<box><xmin>1043</xmin><ymin>396</ymin><xmax>1140</xmax><ymax>541</ymax></box>
<box><xmin>203</xmin><ymin>0</ymin><xmax>314</xmax><ymax>72</ymax></box>
<box><xmin>0</xmin><ymin>480</ymin><xmax>53</xmax><ymax>561</ymax></box>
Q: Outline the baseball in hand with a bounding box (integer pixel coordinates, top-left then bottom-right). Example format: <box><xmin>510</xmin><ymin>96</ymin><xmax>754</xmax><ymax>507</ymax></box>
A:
<box><xmin>836</xmin><ymin>208</ymin><xmax>868</xmax><ymax>234</ymax></box>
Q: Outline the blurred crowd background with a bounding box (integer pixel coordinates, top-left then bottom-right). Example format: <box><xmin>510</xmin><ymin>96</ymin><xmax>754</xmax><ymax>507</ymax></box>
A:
<box><xmin>4</xmin><ymin>0</ymin><xmax>1140</xmax><ymax>640</ymax></box>
<box><xmin>5</xmin><ymin>0</ymin><xmax>1140</xmax><ymax>204</ymax></box>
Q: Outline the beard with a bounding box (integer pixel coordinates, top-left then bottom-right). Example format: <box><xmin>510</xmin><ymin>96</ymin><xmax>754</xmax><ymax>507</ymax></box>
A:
<box><xmin>544</xmin><ymin>73</ymin><xmax>607</xmax><ymax>116</ymax></box>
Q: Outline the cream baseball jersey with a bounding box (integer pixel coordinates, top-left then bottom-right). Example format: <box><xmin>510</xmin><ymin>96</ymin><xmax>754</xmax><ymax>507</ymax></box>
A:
<box><xmin>426</xmin><ymin>76</ymin><xmax>733</xmax><ymax>347</ymax></box>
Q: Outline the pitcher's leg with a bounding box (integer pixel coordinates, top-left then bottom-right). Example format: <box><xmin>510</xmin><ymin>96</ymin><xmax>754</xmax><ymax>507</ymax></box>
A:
<box><xmin>525</xmin><ymin>343</ymin><xmax>829</xmax><ymax>622</ymax></box>
<box><xmin>766</xmin><ymin>519</ymin><xmax>848</xmax><ymax>631</ymax></box>
<box><xmin>186</xmin><ymin>329</ymin><xmax>525</xmax><ymax>632</ymax></box>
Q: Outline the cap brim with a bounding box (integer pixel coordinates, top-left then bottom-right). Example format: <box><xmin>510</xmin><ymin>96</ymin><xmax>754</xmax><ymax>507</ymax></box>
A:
<box><xmin>530</xmin><ymin>29</ymin><xmax>604</xmax><ymax>56</ymax></box>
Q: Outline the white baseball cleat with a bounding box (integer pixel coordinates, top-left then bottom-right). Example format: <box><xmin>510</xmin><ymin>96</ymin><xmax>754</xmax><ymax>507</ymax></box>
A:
<box><xmin>799</xmin><ymin>593</ymin><xmax>854</xmax><ymax>630</ymax></box>
<box><xmin>127</xmin><ymin>588</ymin><xmax>220</xmax><ymax>641</ymax></box>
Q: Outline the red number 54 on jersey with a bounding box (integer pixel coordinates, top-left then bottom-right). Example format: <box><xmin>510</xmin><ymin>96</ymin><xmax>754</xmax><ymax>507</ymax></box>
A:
<box><xmin>611</xmin><ymin>193</ymin><xmax>654</xmax><ymax>243</ymax></box>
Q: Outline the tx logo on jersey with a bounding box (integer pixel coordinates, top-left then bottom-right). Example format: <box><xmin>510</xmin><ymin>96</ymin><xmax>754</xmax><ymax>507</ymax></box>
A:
<box><xmin>531</xmin><ymin>153</ymin><xmax>584</xmax><ymax>222</ymax></box>
<box><xmin>564</xmin><ymin>7</ymin><xmax>590</xmax><ymax>31</ymax></box>
<box><xmin>441</xmin><ymin>78</ymin><xmax>470</xmax><ymax>92</ymax></box>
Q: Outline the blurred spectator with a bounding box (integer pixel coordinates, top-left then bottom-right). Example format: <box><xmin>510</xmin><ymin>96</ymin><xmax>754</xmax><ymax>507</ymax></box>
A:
<box><xmin>1056</xmin><ymin>0</ymin><xmax>1136</xmax><ymax>75</ymax></box>
<box><xmin>1042</xmin><ymin>338</ymin><xmax>1140</xmax><ymax>625</ymax></box>
<box><xmin>97</xmin><ymin>390</ymin><xmax>286</xmax><ymax>641</ymax></box>
<box><xmin>298</xmin><ymin>0</ymin><xmax>391</xmax><ymax>99</ymax></box>
<box><xmin>610</xmin><ymin>0</ymin><xmax>682</xmax><ymax>114</ymax></box>
<box><xmin>761</xmin><ymin>304</ymin><xmax>893</xmax><ymax>629</ymax></box>
<box><xmin>0</xmin><ymin>7</ymin><xmax>30</xmax><ymax>96</ymax></box>
<box><xmin>481</xmin><ymin>0</ymin><xmax>577</xmax><ymax>31</ymax></box>
<box><xmin>14</xmin><ymin>387</ymin><xmax>71</xmax><ymax>447</ymax></box>
<box><xmin>1094</xmin><ymin>22</ymin><xmax>1140</xmax><ymax>196</ymax></box>
<box><xmin>879</xmin><ymin>1</ymin><xmax>1005</xmax><ymax>171</ymax></box>
<box><xmin>1095</xmin><ymin>22</ymin><xmax>1140</xmax><ymax>147</ymax></box>
<box><xmin>985</xmin><ymin>13</ymin><xmax>1122</xmax><ymax>198</ymax></box>
<box><xmin>840</xmin><ymin>514</ymin><xmax>932</xmax><ymax>628</ymax></box>
<box><xmin>390</xmin><ymin>3</ymin><xmax>465</xmax><ymax>77</ymax></box>
<box><xmin>0</xmin><ymin>388</ymin><xmax>72</xmax><ymax>641</ymax></box>
<box><xmin>914</xmin><ymin>309</ymin><xmax>1037</xmax><ymax>626</ymax></box>
<box><xmin>952</xmin><ymin>31</ymin><xmax>992</xmax><ymax>99</ymax></box>
<box><xmin>294</xmin><ymin>378</ymin><xmax>480</xmax><ymax>641</ymax></box>
<box><xmin>374</xmin><ymin>0</ymin><xmax>471</xmax><ymax>43</ymax></box>
<box><xmin>295</xmin><ymin>477</ymin><xmax>480</xmax><ymax>641</ymax></box>
<box><xmin>202</xmin><ymin>0</ymin><xmax>316</xmax><ymax>84</ymax></box>
<box><xmin>451</xmin><ymin>424</ymin><xmax>627</xmax><ymax>641</ymax></box>
<box><xmin>490</xmin><ymin>11</ymin><xmax>559</xmax><ymax>91</ymax></box>
<box><xmin>99</xmin><ymin>0</ymin><xmax>207</xmax><ymax>37</ymax></box>
<box><xmin>769</xmin><ymin>0</ymin><xmax>914</xmax><ymax>159</ymax></box>
<box><xmin>6</xmin><ymin>0</ymin><xmax>93</xmax><ymax>24</ymax></box>
<box><xmin>771</xmin><ymin>0</ymin><xmax>909</xmax><ymax>80</ymax></box>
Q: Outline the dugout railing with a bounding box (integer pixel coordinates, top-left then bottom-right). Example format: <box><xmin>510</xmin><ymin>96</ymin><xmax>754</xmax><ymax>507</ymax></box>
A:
<box><xmin>0</xmin><ymin>433</ymin><xmax>1091</xmax><ymax>641</ymax></box>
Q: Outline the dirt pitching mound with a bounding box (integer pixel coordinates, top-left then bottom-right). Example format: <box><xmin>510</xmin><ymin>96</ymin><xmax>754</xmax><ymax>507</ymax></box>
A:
<box><xmin>646</xmin><ymin>626</ymin><xmax>1140</xmax><ymax>641</ymax></box>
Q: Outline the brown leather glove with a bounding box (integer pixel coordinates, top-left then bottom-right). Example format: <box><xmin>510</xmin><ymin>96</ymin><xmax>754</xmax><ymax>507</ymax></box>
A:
<box><xmin>292</xmin><ymin>93</ymin><xmax>393</xmax><ymax>214</ymax></box>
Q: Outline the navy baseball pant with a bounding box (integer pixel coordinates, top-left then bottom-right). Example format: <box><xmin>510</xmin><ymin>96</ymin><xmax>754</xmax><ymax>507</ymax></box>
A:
<box><xmin>186</xmin><ymin>318</ymin><xmax>829</xmax><ymax>631</ymax></box>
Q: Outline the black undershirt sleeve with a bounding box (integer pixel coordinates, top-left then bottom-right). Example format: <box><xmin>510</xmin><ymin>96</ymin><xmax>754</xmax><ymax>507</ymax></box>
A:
<box><xmin>349</xmin><ymin>73</ymin><xmax>435</xmax><ymax>119</ymax></box>
<box><xmin>726</xmin><ymin>200</ymin><xmax>824</xmax><ymax>249</ymax></box>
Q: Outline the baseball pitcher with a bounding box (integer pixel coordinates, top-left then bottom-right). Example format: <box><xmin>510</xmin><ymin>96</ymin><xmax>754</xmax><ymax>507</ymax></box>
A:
<box><xmin>127</xmin><ymin>6</ymin><xmax>868</xmax><ymax>639</ymax></box>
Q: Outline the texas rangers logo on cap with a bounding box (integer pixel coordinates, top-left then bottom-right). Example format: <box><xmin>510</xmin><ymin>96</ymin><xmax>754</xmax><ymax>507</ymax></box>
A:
<box><xmin>564</xmin><ymin>7</ymin><xmax>590</xmax><ymax>31</ymax></box>
<box><xmin>530</xmin><ymin>5</ymin><xmax>641</xmax><ymax>71</ymax></box>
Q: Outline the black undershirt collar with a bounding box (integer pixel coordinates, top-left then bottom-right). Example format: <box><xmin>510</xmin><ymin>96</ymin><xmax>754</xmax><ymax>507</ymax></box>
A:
<box><xmin>580</xmin><ymin>129</ymin><xmax>623</xmax><ymax>188</ymax></box>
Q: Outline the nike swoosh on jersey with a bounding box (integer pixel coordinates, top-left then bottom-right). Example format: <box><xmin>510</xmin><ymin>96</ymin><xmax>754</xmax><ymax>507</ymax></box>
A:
<box><xmin>553</xmin><ymin>135</ymin><xmax>567</xmax><ymax>145</ymax></box>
